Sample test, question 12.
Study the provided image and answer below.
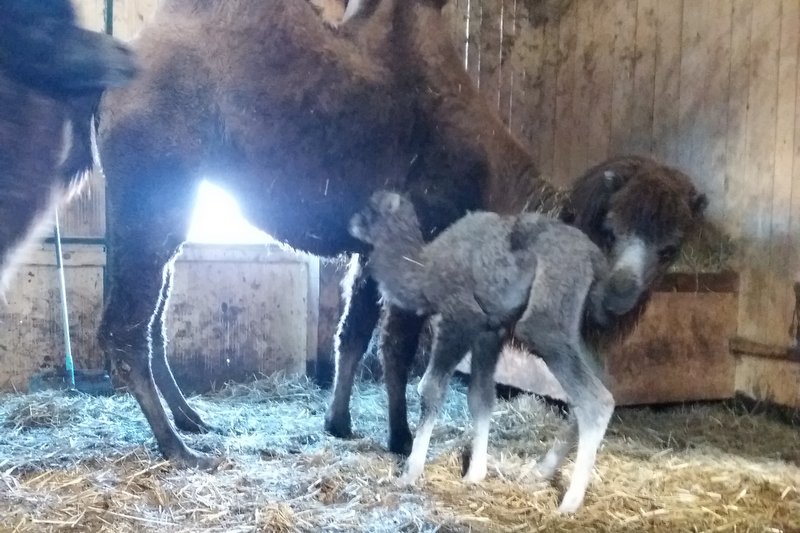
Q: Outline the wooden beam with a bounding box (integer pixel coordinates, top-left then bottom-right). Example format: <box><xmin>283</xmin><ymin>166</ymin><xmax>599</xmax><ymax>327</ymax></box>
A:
<box><xmin>655</xmin><ymin>270</ymin><xmax>739</xmax><ymax>293</ymax></box>
<box><xmin>729</xmin><ymin>335</ymin><xmax>800</xmax><ymax>362</ymax></box>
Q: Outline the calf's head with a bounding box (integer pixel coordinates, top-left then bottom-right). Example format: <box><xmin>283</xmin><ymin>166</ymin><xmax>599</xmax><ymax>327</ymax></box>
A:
<box><xmin>0</xmin><ymin>0</ymin><xmax>137</xmax><ymax>96</ymax></box>
<box><xmin>569</xmin><ymin>156</ymin><xmax>708</xmax><ymax>316</ymax></box>
<box><xmin>349</xmin><ymin>191</ymin><xmax>421</xmax><ymax>246</ymax></box>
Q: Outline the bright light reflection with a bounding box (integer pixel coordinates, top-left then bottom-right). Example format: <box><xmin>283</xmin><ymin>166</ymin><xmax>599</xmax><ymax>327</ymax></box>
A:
<box><xmin>186</xmin><ymin>180</ymin><xmax>276</xmax><ymax>244</ymax></box>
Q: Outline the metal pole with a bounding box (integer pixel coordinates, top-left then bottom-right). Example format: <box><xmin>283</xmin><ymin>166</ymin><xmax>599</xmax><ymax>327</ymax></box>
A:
<box><xmin>54</xmin><ymin>208</ymin><xmax>76</xmax><ymax>390</ymax></box>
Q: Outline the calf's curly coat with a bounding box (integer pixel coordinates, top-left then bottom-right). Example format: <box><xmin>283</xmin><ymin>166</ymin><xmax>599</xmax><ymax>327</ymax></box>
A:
<box><xmin>350</xmin><ymin>191</ymin><xmax>625</xmax><ymax>513</ymax></box>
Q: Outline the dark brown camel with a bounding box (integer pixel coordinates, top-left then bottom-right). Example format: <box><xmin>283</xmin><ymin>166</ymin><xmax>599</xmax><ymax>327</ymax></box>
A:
<box><xmin>63</xmin><ymin>0</ymin><xmax>704</xmax><ymax>469</ymax></box>
<box><xmin>0</xmin><ymin>0</ymin><xmax>136</xmax><ymax>290</ymax></box>
<box><xmin>67</xmin><ymin>0</ymin><xmax>557</xmax><ymax>467</ymax></box>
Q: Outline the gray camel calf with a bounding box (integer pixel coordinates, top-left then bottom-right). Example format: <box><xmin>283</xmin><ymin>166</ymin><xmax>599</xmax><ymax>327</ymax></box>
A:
<box><xmin>349</xmin><ymin>190</ymin><xmax>624</xmax><ymax>514</ymax></box>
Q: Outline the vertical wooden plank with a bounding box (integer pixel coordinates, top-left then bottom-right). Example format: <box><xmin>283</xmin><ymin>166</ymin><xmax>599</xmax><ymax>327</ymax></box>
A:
<box><xmin>766</xmin><ymin>0</ymin><xmax>799</xmax><ymax>344</ymax></box>
<box><xmin>73</xmin><ymin>0</ymin><xmax>106</xmax><ymax>31</ymax></box>
<box><xmin>706</xmin><ymin>2</ymin><xmax>734</xmax><ymax>220</ymax></box>
<box><xmin>608</xmin><ymin>0</ymin><xmax>639</xmax><ymax>156</ymax></box>
<box><xmin>651</xmin><ymin>0</ymin><xmax>683</xmax><ymax>166</ymax></box>
<box><xmin>791</xmin><ymin>1</ymin><xmax>800</xmax><ymax>330</ymax></box>
<box><xmin>678</xmin><ymin>0</ymin><xmax>731</xmax><ymax>221</ymax></box>
<box><xmin>737</xmin><ymin>0</ymin><xmax>781</xmax><ymax>344</ymax></box>
<box><xmin>567</xmin><ymin>0</ymin><xmax>595</xmax><ymax>178</ymax></box>
<box><xmin>552</xmin><ymin>1</ymin><xmax>578</xmax><ymax>184</ymax></box>
<box><xmin>464</xmin><ymin>0</ymin><xmax>482</xmax><ymax>85</ymax></box>
<box><xmin>535</xmin><ymin>9</ymin><xmax>562</xmax><ymax>181</ymax></box>
<box><xmin>477</xmin><ymin>0</ymin><xmax>502</xmax><ymax>110</ymax></box>
<box><xmin>627</xmin><ymin>0</ymin><xmax>657</xmax><ymax>156</ymax></box>
<box><xmin>725</xmin><ymin>0</ymin><xmax>753</xmax><ymax>242</ymax></box>
<box><xmin>676</xmin><ymin>0</ymin><xmax>707</xmax><ymax>173</ymax></box>
<box><xmin>506</xmin><ymin>1</ymin><xmax>544</xmax><ymax>159</ymax></box>
<box><xmin>497</xmin><ymin>0</ymin><xmax>516</xmax><ymax>124</ymax></box>
<box><xmin>59</xmin><ymin>178</ymin><xmax>107</xmax><ymax>238</ymax></box>
<box><xmin>583</xmin><ymin>0</ymin><xmax>616</xmax><ymax>168</ymax></box>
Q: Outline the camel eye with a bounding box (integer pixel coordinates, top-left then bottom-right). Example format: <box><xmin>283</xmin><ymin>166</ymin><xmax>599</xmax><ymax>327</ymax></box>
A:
<box><xmin>600</xmin><ymin>227</ymin><xmax>616</xmax><ymax>247</ymax></box>
<box><xmin>659</xmin><ymin>245</ymin><xmax>678</xmax><ymax>263</ymax></box>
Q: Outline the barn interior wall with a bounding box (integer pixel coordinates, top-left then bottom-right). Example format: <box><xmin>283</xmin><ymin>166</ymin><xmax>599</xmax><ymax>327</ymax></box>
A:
<box><xmin>443</xmin><ymin>0</ymin><xmax>800</xmax><ymax>407</ymax></box>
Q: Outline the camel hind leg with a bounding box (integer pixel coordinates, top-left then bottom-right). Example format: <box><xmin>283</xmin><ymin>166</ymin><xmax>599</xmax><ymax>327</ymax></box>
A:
<box><xmin>150</xmin><ymin>263</ymin><xmax>215</xmax><ymax>434</ymax></box>
<box><xmin>99</xmin><ymin>122</ymin><xmax>215</xmax><ymax>467</ymax></box>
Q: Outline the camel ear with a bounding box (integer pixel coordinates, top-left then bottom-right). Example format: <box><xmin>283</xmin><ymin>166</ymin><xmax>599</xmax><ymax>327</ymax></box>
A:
<box><xmin>379</xmin><ymin>192</ymin><xmax>402</xmax><ymax>213</ymax></box>
<box><xmin>349</xmin><ymin>214</ymin><xmax>367</xmax><ymax>241</ymax></box>
<box><xmin>602</xmin><ymin>170</ymin><xmax>624</xmax><ymax>192</ymax></box>
<box><xmin>690</xmin><ymin>193</ymin><xmax>708</xmax><ymax>217</ymax></box>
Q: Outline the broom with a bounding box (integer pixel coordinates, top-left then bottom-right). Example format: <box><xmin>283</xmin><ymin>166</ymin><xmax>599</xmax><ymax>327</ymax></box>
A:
<box><xmin>28</xmin><ymin>208</ymin><xmax>114</xmax><ymax>395</ymax></box>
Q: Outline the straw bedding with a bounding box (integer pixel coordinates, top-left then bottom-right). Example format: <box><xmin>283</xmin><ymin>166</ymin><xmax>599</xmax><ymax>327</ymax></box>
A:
<box><xmin>0</xmin><ymin>375</ymin><xmax>798</xmax><ymax>532</ymax></box>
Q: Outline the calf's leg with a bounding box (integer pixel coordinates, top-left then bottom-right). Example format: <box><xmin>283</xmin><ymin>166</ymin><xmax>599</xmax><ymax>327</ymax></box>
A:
<box><xmin>325</xmin><ymin>254</ymin><xmax>381</xmax><ymax>438</ymax></box>
<box><xmin>401</xmin><ymin>315</ymin><xmax>477</xmax><ymax>484</ymax></box>
<box><xmin>533</xmin><ymin>418</ymin><xmax>578</xmax><ymax>481</ymax></box>
<box><xmin>517</xmin><ymin>324</ymin><xmax>613</xmax><ymax>513</ymax></box>
<box><xmin>462</xmin><ymin>330</ymin><xmax>503</xmax><ymax>483</ymax></box>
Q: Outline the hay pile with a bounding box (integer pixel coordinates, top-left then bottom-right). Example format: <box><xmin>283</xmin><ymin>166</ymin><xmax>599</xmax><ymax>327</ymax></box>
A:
<box><xmin>0</xmin><ymin>375</ymin><xmax>798</xmax><ymax>532</ymax></box>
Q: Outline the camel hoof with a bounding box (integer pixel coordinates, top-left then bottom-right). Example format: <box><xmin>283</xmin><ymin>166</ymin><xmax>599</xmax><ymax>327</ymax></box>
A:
<box><xmin>388</xmin><ymin>429</ymin><xmax>413</xmax><ymax>457</ymax></box>
<box><xmin>169</xmin><ymin>450</ymin><xmax>223</xmax><ymax>471</ymax></box>
<box><xmin>174</xmin><ymin>414</ymin><xmax>216</xmax><ymax>434</ymax></box>
<box><xmin>324</xmin><ymin>411</ymin><xmax>353</xmax><ymax>439</ymax></box>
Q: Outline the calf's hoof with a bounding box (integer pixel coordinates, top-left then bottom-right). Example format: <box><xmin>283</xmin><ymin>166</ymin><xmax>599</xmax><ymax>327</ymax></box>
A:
<box><xmin>398</xmin><ymin>468</ymin><xmax>421</xmax><ymax>487</ymax></box>
<box><xmin>556</xmin><ymin>497</ymin><xmax>582</xmax><ymax>514</ymax></box>
<box><xmin>324</xmin><ymin>411</ymin><xmax>353</xmax><ymax>439</ymax></box>
<box><xmin>462</xmin><ymin>462</ymin><xmax>487</xmax><ymax>484</ymax></box>
<box><xmin>556</xmin><ymin>488</ymin><xmax>586</xmax><ymax>514</ymax></box>
<box><xmin>531</xmin><ymin>458</ymin><xmax>560</xmax><ymax>481</ymax></box>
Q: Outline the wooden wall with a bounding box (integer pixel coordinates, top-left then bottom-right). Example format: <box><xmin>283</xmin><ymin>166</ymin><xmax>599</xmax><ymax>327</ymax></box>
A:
<box><xmin>445</xmin><ymin>0</ymin><xmax>800</xmax><ymax>406</ymax></box>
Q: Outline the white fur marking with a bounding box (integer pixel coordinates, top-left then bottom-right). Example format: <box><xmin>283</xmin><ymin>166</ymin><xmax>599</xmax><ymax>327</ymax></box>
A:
<box><xmin>342</xmin><ymin>0</ymin><xmax>365</xmax><ymax>22</ymax></box>
<box><xmin>400</xmin><ymin>420</ymin><xmax>434</xmax><ymax>485</ymax></box>
<box><xmin>613</xmin><ymin>237</ymin><xmax>646</xmax><ymax>283</ymax></box>
<box><xmin>57</xmin><ymin>119</ymin><xmax>74</xmax><ymax>169</ymax></box>
<box><xmin>558</xmin><ymin>422</ymin><xmax>606</xmax><ymax>513</ymax></box>
<box><xmin>463</xmin><ymin>415</ymin><xmax>491</xmax><ymax>483</ymax></box>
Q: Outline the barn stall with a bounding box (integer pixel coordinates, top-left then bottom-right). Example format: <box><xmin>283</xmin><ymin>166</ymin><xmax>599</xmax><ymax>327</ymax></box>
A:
<box><xmin>0</xmin><ymin>0</ymin><xmax>799</xmax><ymax>531</ymax></box>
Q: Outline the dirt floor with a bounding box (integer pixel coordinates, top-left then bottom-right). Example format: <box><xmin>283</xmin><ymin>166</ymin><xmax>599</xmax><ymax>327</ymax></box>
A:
<box><xmin>0</xmin><ymin>375</ymin><xmax>798</xmax><ymax>532</ymax></box>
